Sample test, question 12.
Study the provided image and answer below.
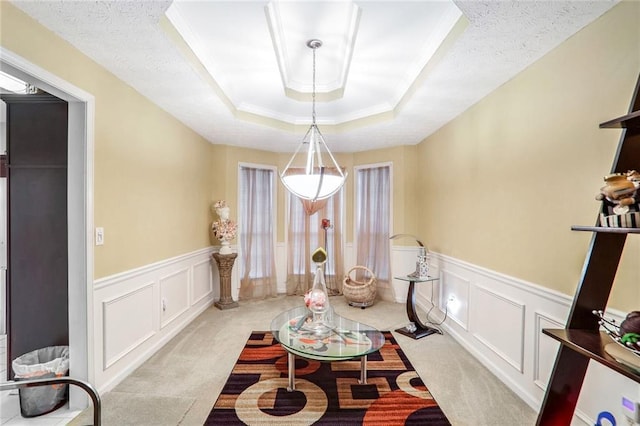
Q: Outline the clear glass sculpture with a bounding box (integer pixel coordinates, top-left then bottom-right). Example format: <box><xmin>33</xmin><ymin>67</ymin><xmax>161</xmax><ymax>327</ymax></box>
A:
<box><xmin>303</xmin><ymin>248</ymin><xmax>334</xmax><ymax>337</ymax></box>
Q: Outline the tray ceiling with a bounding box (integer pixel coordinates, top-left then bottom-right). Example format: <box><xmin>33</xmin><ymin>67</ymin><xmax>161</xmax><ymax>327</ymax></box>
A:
<box><xmin>7</xmin><ymin>0</ymin><xmax>619</xmax><ymax>152</ymax></box>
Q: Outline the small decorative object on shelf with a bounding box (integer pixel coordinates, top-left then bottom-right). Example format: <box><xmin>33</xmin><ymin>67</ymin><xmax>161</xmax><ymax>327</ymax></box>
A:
<box><xmin>211</xmin><ymin>200</ymin><xmax>237</xmax><ymax>255</ymax></box>
<box><xmin>389</xmin><ymin>234</ymin><xmax>430</xmax><ymax>278</ymax></box>
<box><xmin>596</xmin><ymin>170</ymin><xmax>640</xmax><ymax>227</ymax></box>
<box><xmin>302</xmin><ymin>247</ymin><xmax>334</xmax><ymax>337</ymax></box>
<box><xmin>593</xmin><ymin>311</ymin><xmax>640</xmax><ymax>368</ymax></box>
<box><xmin>410</xmin><ymin>246</ymin><xmax>429</xmax><ymax>279</ymax></box>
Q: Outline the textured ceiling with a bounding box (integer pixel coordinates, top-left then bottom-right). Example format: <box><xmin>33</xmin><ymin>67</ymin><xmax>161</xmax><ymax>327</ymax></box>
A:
<box><xmin>9</xmin><ymin>0</ymin><xmax>619</xmax><ymax>153</ymax></box>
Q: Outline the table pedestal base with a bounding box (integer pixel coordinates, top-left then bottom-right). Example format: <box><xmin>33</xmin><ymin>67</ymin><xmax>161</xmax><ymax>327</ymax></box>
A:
<box><xmin>397</xmin><ymin>276</ymin><xmax>443</xmax><ymax>339</ymax></box>
<box><xmin>286</xmin><ymin>353</ymin><xmax>368</xmax><ymax>392</ymax></box>
<box><xmin>395</xmin><ymin>325</ymin><xmax>440</xmax><ymax>340</ymax></box>
<box><xmin>214</xmin><ymin>300</ymin><xmax>238</xmax><ymax>310</ymax></box>
<box><xmin>287</xmin><ymin>352</ymin><xmax>296</xmax><ymax>391</ymax></box>
<box><xmin>359</xmin><ymin>356</ymin><xmax>367</xmax><ymax>384</ymax></box>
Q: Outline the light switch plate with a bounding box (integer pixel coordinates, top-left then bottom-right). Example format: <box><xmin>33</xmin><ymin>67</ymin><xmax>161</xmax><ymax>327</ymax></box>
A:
<box><xmin>95</xmin><ymin>227</ymin><xmax>104</xmax><ymax>246</ymax></box>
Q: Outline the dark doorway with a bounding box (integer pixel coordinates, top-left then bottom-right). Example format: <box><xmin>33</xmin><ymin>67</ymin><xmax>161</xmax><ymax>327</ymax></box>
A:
<box><xmin>2</xmin><ymin>91</ymin><xmax>69</xmax><ymax>378</ymax></box>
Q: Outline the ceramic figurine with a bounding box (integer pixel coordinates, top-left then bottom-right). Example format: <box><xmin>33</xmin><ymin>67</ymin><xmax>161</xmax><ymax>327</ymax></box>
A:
<box><xmin>211</xmin><ymin>200</ymin><xmax>237</xmax><ymax>255</ymax></box>
<box><xmin>596</xmin><ymin>170</ymin><xmax>640</xmax><ymax>215</ymax></box>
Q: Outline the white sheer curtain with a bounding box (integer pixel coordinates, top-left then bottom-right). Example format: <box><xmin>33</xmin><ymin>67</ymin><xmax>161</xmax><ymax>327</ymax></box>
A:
<box><xmin>238</xmin><ymin>166</ymin><xmax>277</xmax><ymax>300</ymax></box>
<box><xmin>355</xmin><ymin>165</ymin><xmax>391</xmax><ymax>285</ymax></box>
<box><xmin>286</xmin><ymin>189</ymin><xmax>344</xmax><ymax>295</ymax></box>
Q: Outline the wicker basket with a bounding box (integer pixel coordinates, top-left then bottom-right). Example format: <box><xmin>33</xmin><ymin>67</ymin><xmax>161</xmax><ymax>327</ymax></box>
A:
<box><xmin>343</xmin><ymin>266</ymin><xmax>377</xmax><ymax>308</ymax></box>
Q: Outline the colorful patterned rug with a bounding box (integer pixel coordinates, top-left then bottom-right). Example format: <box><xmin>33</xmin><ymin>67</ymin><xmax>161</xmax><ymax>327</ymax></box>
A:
<box><xmin>204</xmin><ymin>331</ymin><xmax>450</xmax><ymax>425</ymax></box>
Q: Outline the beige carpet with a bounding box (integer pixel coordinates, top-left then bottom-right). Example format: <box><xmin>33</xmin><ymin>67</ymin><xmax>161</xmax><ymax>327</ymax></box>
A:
<box><xmin>70</xmin><ymin>295</ymin><xmax>536</xmax><ymax>425</ymax></box>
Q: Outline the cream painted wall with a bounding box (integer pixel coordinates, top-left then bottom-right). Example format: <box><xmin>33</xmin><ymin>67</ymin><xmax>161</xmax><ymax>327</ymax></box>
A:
<box><xmin>1</xmin><ymin>3</ymin><xmax>214</xmax><ymax>278</ymax></box>
<box><xmin>417</xmin><ymin>1</ymin><xmax>640</xmax><ymax>311</ymax></box>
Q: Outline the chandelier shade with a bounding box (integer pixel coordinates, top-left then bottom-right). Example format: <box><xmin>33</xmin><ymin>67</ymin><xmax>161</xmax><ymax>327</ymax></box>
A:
<box><xmin>280</xmin><ymin>39</ymin><xmax>347</xmax><ymax>201</ymax></box>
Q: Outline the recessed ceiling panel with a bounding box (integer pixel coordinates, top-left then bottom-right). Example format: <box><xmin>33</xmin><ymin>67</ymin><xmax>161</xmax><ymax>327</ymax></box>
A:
<box><xmin>166</xmin><ymin>0</ymin><xmax>463</xmax><ymax>126</ymax></box>
<box><xmin>266</xmin><ymin>1</ymin><xmax>360</xmax><ymax>97</ymax></box>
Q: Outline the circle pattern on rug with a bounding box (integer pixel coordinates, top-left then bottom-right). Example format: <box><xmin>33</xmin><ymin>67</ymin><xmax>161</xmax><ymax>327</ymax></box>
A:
<box><xmin>397</xmin><ymin>371</ymin><xmax>432</xmax><ymax>399</ymax></box>
<box><xmin>275</xmin><ymin>354</ymin><xmax>320</xmax><ymax>376</ymax></box>
<box><xmin>235</xmin><ymin>378</ymin><xmax>328</xmax><ymax>424</ymax></box>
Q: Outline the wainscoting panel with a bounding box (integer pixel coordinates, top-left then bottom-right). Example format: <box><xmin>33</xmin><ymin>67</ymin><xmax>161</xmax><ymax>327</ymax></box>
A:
<box><xmin>440</xmin><ymin>269</ymin><xmax>470</xmax><ymax>330</ymax></box>
<box><xmin>423</xmin><ymin>252</ymin><xmax>634</xmax><ymax>424</ymax></box>
<box><xmin>533</xmin><ymin>312</ymin><xmax>563</xmax><ymax>391</ymax></box>
<box><xmin>159</xmin><ymin>268</ymin><xmax>190</xmax><ymax>329</ymax></box>
<box><xmin>93</xmin><ymin>247</ymin><xmax>214</xmax><ymax>392</ymax></box>
<box><xmin>471</xmin><ymin>286</ymin><xmax>525</xmax><ymax>372</ymax></box>
<box><xmin>102</xmin><ymin>283</ymin><xmax>155</xmax><ymax>369</ymax></box>
<box><xmin>192</xmin><ymin>258</ymin><xmax>213</xmax><ymax>305</ymax></box>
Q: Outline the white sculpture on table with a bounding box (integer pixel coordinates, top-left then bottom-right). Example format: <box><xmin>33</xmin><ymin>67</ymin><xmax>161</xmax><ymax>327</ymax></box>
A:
<box><xmin>211</xmin><ymin>200</ymin><xmax>237</xmax><ymax>255</ymax></box>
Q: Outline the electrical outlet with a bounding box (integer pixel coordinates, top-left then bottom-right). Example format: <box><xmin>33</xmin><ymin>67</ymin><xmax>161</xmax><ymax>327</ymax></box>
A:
<box><xmin>446</xmin><ymin>294</ymin><xmax>461</xmax><ymax>314</ymax></box>
<box><xmin>622</xmin><ymin>396</ymin><xmax>640</xmax><ymax>423</ymax></box>
<box><xmin>95</xmin><ymin>227</ymin><xmax>104</xmax><ymax>246</ymax></box>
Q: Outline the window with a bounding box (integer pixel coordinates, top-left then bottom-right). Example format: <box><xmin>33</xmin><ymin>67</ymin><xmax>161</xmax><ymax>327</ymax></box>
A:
<box><xmin>286</xmin><ymin>189</ymin><xmax>344</xmax><ymax>295</ymax></box>
<box><xmin>355</xmin><ymin>164</ymin><xmax>391</xmax><ymax>284</ymax></box>
<box><xmin>238</xmin><ymin>165</ymin><xmax>277</xmax><ymax>299</ymax></box>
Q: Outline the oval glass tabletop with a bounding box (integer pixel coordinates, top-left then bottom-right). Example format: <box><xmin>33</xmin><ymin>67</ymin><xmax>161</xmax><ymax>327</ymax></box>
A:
<box><xmin>270</xmin><ymin>306</ymin><xmax>385</xmax><ymax>361</ymax></box>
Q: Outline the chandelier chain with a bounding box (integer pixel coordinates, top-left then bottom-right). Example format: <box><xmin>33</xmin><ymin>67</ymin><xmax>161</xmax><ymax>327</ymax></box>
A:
<box><xmin>312</xmin><ymin>45</ymin><xmax>317</xmax><ymax>125</ymax></box>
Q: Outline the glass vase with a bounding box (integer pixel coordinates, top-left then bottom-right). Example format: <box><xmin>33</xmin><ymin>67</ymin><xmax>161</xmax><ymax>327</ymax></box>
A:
<box><xmin>305</xmin><ymin>266</ymin><xmax>333</xmax><ymax>337</ymax></box>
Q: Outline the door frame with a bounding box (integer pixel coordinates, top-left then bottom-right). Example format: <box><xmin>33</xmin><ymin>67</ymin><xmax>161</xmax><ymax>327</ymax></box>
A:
<box><xmin>0</xmin><ymin>47</ymin><xmax>94</xmax><ymax>410</ymax></box>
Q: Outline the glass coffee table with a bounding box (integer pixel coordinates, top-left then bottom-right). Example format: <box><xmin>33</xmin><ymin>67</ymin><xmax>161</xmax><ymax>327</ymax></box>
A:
<box><xmin>271</xmin><ymin>306</ymin><xmax>386</xmax><ymax>391</ymax></box>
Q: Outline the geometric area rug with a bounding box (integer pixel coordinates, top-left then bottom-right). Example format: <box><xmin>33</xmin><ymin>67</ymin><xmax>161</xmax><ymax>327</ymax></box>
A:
<box><xmin>204</xmin><ymin>331</ymin><xmax>451</xmax><ymax>425</ymax></box>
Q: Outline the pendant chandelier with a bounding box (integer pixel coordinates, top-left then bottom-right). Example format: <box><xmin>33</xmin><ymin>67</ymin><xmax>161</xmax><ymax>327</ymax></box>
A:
<box><xmin>280</xmin><ymin>39</ymin><xmax>347</xmax><ymax>201</ymax></box>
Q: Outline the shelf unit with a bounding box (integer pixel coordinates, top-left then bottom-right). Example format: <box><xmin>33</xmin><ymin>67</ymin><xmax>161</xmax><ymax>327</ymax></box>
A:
<box><xmin>599</xmin><ymin>110</ymin><xmax>640</xmax><ymax>129</ymax></box>
<box><xmin>542</xmin><ymin>330</ymin><xmax>640</xmax><ymax>383</ymax></box>
<box><xmin>536</xmin><ymin>73</ymin><xmax>640</xmax><ymax>424</ymax></box>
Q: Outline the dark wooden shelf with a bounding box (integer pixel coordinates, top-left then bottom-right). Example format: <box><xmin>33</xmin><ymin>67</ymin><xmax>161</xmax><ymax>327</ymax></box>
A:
<box><xmin>599</xmin><ymin>109</ymin><xmax>640</xmax><ymax>129</ymax></box>
<box><xmin>543</xmin><ymin>329</ymin><xmax>640</xmax><ymax>384</ymax></box>
<box><xmin>571</xmin><ymin>225</ymin><xmax>640</xmax><ymax>233</ymax></box>
<box><xmin>538</xmin><ymin>74</ymin><xmax>640</xmax><ymax>425</ymax></box>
